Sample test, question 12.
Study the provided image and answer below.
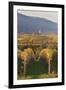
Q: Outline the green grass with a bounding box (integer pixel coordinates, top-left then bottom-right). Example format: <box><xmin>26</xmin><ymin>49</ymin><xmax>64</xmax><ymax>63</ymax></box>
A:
<box><xmin>17</xmin><ymin>60</ymin><xmax>58</xmax><ymax>80</ymax></box>
<box><xmin>18</xmin><ymin>73</ymin><xmax>57</xmax><ymax>80</ymax></box>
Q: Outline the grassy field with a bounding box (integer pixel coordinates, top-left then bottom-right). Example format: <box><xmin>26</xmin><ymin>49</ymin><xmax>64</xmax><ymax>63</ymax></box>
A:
<box><xmin>18</xmin><ymin>73</ymin><xmax>57</xmax><ymax>80</ymax></box>
<box><xmin>17</xmin><ymin>59</ymin><xmax>58</xmax><ymax>80</ymax></box>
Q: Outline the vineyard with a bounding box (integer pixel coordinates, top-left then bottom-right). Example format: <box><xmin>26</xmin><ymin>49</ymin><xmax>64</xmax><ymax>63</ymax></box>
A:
<box><xmin>17</xmin><ymin>33</ymin><xmax>58</xmax><ymax>80</ymax></box>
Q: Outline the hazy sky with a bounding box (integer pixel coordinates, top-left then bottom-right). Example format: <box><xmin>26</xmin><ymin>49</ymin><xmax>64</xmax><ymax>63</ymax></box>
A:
<box><xmin>18</xmin><ymin>10</ymin><xmax>58</xmax><ymax>23</ymax></box>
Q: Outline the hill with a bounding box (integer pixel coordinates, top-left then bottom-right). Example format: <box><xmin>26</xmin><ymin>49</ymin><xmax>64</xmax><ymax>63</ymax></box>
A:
<box><xmin>17</xmin><ymin>13</ymin><xmax>57</xmax><ymax>34</ymax></box>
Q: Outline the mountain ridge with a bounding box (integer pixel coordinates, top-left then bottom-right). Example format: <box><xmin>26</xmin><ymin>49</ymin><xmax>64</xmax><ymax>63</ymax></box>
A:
<box><xmin>17</xmin><ymin>13</ymin><xmax>57</xmax><ymax>34</ymax></box>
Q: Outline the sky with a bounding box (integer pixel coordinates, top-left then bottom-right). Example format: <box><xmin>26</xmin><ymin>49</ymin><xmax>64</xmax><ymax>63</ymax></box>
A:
<box><xmin>17</xmin><ymin>10</ymin><xmax>58</xmax><ymax>23</ymax></box>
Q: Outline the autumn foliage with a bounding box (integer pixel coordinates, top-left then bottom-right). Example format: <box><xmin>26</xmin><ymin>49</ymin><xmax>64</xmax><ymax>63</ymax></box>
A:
<box><xmin>17</xmin><ymin>34</ymin><xmax>58</xmax><ymax>78</ymax></box>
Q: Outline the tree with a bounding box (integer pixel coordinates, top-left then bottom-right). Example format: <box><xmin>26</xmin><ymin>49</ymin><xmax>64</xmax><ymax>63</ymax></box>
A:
<box><xmin>20</xmin><ymin>48</ymin><xmax>36</xmax><ymax>76</ymax></box>
<box><xmin>39</xmin><ymin>48</ymin><xmax>56</xmax><ymax>74</ymax></box>
<box><xmin>21</xmin><ymin>51</ymin><xmax>28</xmax><ymax>76</ymax></box>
